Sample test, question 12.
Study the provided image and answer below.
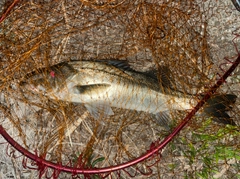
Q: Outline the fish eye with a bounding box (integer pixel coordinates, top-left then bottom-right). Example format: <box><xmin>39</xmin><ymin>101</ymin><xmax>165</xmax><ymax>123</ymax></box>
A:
<box><xmin>50</xmin><ymin>70</ymin><xmax>55</xmax><ymax>78</ymax></box>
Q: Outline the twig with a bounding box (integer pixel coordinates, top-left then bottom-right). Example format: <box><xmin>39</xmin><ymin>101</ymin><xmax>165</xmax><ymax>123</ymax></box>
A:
<box><xmin>0</xmin><ymin>0</ymin><xmax>20</xmax><ymax>24</ymax></box>
<box><xmin>11</xmin><ymin>156</ymin><xmax>21</xmax><ymax>179</ymax></box>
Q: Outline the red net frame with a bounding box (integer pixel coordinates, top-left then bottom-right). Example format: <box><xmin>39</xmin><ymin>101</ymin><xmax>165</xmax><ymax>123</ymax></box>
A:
<box><xmin>0</xmin><ymin>1</ymin><xmax>239</xmax><ymax>178</ymax></box>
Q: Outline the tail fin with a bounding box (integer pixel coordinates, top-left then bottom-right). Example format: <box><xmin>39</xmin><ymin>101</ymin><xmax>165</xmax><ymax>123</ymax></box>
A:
<box><xmin>202</xmin><ymin>94</ymin><xmax>237</xmax><ymax>125</ymax></box>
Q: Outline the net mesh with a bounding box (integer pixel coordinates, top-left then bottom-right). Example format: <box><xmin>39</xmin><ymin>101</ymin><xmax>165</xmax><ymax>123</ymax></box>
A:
<box><xmin>0</xmin><ymin>0</ymin><xmax>239</xmax><ymax>178</ymax></box>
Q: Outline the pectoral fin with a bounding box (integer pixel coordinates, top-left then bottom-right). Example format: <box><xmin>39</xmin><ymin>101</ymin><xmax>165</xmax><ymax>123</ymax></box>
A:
<box><xmin>73</xmin><ymin>84</ymin><xmax>110</xmax><ymax>94</ymax></box>
<box><xmin>85</xmin><ymin>102</ymin><xmax>114</xmax><ymax>119</ymax></box>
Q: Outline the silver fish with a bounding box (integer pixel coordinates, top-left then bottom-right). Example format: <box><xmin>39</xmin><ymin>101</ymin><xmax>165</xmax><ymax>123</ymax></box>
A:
<box><xmin>21</xmin><ymin>60</ymin><xmax>237</xmax><ymax>127</ymax></box>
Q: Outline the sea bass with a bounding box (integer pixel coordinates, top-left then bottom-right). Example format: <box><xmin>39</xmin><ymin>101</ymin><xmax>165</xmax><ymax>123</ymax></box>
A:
<box><xmin>21</xmin><ymin>60</ymin><xmax>237</xmax><ymax>127</ymax></box>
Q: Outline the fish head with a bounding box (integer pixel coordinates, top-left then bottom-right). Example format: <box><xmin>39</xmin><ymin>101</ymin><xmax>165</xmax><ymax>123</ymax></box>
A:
<box><xmin>20</xmin><ymin>62</ymin><xmax>77</xmax><ymax>94</ymax></box>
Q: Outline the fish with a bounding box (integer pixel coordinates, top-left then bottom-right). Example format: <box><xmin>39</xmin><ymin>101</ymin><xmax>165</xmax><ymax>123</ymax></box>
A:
<box><xmin>20</xmin><ymin>60</ymin><xmax>237</xmax><ymax>128</ymax></box>
<box><xmin>231</xmin><ymin>0</ymin><xmax>240</xmax><ymax>12</ymax></box>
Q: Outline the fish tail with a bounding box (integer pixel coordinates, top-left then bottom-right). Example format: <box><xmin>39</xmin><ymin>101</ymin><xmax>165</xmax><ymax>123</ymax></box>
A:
<box><xmin>202</xmin><ymin>94</ymin><xmax>237</xmax><ymax>125</ymax></box>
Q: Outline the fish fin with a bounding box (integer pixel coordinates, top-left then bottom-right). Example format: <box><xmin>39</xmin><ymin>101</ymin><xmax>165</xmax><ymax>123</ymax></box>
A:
<box><xmin>142</xmin><ymin>70</ymin><xmax>159</xmax><ymax>83</ymax></box>
<box><xmin>231</xmin><ymin>0</ymin><xmax>240</xmax><ymax>12</ymax></box>
<box><xmin>202</xmin><ymin>94</ymin><xmax>237</xmax><ymax>125</ymax></box>
<box><xmin>153</xmin><ymin>111</ymin><xmax>172</xmax><ymax>130</ymax></box>
<box><xmin>85</xmin><ymin>103</ymin><xmax>114</xmax><ymax>119</ymax></box>
<box><xmin>142</xmin><ymin>66</ymin><xmax>175</xmax><ymax>92</ymax></box>
<box><xmin>157</xmin><ymin>66</ymin><xmax>175</xmax><ymax>89</ymax></box>
<box><xmin>73</xmin><ymin>84</ymin><xmax>110</xmax><ymax>94</ymax></box>
<box><xmin>96</xmin><ymin>59</ymin><xmax>134</xmax><ymax>72</ymax></box>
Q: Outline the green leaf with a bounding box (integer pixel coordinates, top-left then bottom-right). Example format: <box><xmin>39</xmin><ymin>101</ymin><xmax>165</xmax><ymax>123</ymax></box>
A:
<box><xmin>91</xmin><ymin>157</ymin><xmax>105</xmax><ymax>167</ymax></box>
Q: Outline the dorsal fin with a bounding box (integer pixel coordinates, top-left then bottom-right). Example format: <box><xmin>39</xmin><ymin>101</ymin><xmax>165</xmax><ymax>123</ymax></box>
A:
<box><xmin>142</xmin><ymin>70</ymin><xmax>158</xmax><ymax>82</ymax></box>
<box><xmin>142</xmin><ymin>66</ymin><xmax>174</xmax><ymax>90</ymax></box>
<box><xmin>94</xmin><ymin>59</ymin><xmax>174</xmax><ymax>92</ymax></box>
<box><xmin>157</xmin><ymin>66</ymin><xmax>174</xmax><ymax>89</ymax></box>
<box><xmin>95</xmin><ymin>59</ymin><xmax>134</xmax><ymax>72</ymax></box>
